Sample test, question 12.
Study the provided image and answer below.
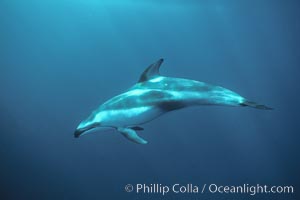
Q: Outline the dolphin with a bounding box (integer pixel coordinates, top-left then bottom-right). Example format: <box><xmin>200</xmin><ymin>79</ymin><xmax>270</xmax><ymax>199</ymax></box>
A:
<box><xmin>74</xmin><ymin>59</ymin><xmax>272</xmax><ymax>144</ymax></box>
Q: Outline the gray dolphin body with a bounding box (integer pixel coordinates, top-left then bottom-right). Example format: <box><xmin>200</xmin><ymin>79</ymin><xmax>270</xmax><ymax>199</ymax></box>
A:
<box><xmin>75</xmin><ymin>59</ymin><xmax>271</xmax><ymax>144</ymax></box>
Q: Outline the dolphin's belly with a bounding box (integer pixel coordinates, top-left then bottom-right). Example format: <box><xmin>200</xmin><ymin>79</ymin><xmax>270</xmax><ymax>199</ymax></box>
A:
<box><xmin>99</xmin><ymin>106</ymin><xmax>163</xmax><ymax>127</ymax></box>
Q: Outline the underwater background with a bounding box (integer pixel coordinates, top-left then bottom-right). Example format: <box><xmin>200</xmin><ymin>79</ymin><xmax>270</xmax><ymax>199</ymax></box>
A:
<box><xmin>1</xmin><ymin>0</ymin><xmax>299</xmax><ymax>199</ymax></box>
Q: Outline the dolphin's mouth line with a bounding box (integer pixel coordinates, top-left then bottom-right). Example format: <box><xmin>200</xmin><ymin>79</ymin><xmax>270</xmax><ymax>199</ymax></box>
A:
<box><xmin>74</xmin><ymin>124</ymin><xmax>115</xmax><ymax>138</ymax></box>
<box><xmin>74</xmin><ymin>124</ymin><xmax>98</xmax><ymax>138</ymax></box>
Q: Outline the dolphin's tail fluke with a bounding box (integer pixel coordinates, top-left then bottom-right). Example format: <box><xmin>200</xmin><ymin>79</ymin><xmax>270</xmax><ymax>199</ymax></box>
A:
<box><xmin>240</xmin><ymin>100</ymin><xmax>273</xmax><ymax>110</ymax></box>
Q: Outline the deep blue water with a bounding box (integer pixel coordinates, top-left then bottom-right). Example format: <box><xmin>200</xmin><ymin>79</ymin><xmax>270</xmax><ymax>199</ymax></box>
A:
<box><xmin>1</xmin><ymin>0</ymin><xmax>299</xmax><ymax>199</ymax></box>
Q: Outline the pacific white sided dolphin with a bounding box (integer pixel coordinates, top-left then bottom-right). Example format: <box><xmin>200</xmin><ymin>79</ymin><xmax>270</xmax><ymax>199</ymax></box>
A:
<box><xmin>74</xmin><ymin>59</ymin><xmax>272</xmax><ymax>144</ymax></box>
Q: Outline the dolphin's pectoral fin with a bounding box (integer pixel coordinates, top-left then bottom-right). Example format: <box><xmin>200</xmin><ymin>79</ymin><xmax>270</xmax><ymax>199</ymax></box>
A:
<box><xmin>138</xmin><ymin>58</ymin><xmax>164</xmax><ymax>83</ymax></box>
<box><xmin>117</xmin><ymin>127</ymin><xmax>148</xmax><ymax>144</ymax></box>
<box><xmin>130</xmin><ymin>126</ymin><xmax>144</xmax><ymax>131</ymax></box>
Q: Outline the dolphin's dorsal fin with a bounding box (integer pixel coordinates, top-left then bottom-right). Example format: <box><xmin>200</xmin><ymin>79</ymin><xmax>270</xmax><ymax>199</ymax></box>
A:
<box><xmin>138</xmin><ymin>58</ymin><xmax>164</xmax><ymax>83</ymax></box>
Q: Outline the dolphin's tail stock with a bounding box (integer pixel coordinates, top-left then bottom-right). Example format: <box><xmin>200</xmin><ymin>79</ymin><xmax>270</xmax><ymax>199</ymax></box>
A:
<box><xmin>240</xmin><ymin>100</ymin><xmax>273</xmax><ymax>110</ymax></box>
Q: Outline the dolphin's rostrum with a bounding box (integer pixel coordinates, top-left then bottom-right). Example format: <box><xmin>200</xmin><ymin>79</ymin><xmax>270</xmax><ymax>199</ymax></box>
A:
<box><xmin>74</xmin><ymin>59</ymin><xmax>272</xmax><ymax>144</ymax></box>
